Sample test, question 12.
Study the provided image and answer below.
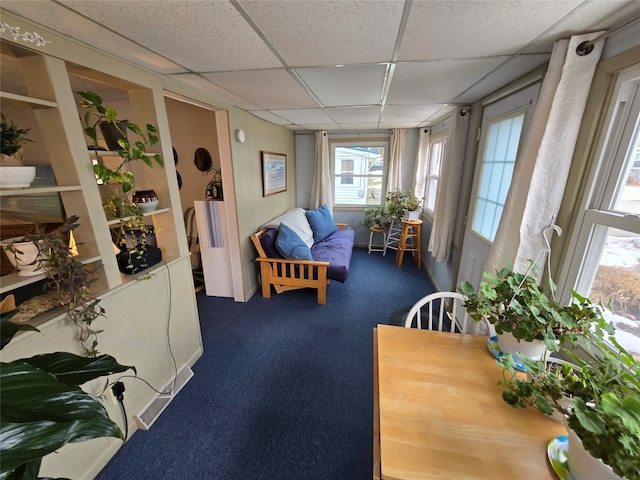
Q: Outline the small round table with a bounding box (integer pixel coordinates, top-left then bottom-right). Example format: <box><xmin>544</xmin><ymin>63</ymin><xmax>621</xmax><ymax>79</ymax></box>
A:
<box><xmin>368</xmin><ymin>226</ymin><xmax>388</xmax><ymax>254</ymax></box>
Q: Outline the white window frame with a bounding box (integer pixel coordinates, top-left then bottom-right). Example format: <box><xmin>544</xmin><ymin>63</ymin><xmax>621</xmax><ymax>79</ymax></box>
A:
<box><xmin>557</xmin><ymin>64</ymin><xmax>640</xmax><ymax>355</ymax></box>
<box><xmin>423</xmin><ymin>120</ymin><xmax>450</xmax><ymax>216</ymax></box>
<box><xmin>330</xmin><ymin>139</ymin><xmax>389</xmax><ymax>208</ymax></box>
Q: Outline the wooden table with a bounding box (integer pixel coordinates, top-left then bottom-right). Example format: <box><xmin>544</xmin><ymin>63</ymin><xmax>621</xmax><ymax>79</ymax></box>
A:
<box><xmin>373</xmin><ymin>325</ymin><xmax>565</xmax><ymax>480</ymax></box>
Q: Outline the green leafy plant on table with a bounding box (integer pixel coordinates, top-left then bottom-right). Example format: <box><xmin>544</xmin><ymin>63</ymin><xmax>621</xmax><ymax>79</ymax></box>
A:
<box><xmin>384</xmin><ymin>189</ymin><xmax>423</xmax><ymax>217</ymax></box>
<box><xmin>458</xmin><ymin>266</ymin><xmax>604</xmax><ymax>351</ymax></box>
<box><xmin>0</xmin><ymin>313</ymin><xmax>135</xmax><ymax>480</ymax></box>
<box><xmin>3</xmin><ymin>216</ymin><xmax>105</xmax><ymax>356</ymax></box>
<box><xmin>497</xmin><ymin>320</ymin><xmax>640</xmax><ymax>480</ymax></box>
<box><xmin>362</xmin><ymin>206</ymin><xmax>391</xmax><ymax>229</ymax></box>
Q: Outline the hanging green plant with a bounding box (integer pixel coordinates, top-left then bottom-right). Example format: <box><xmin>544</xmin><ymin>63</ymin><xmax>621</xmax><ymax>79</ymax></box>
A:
<box><xmin>77</xmin><ymin>91</ymin><xmax>164</xmax><ymax>193</ymax></box>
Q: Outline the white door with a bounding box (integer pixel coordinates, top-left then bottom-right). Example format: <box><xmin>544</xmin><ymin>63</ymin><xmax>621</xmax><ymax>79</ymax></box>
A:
<box><xmin>457</xmin><ymin>84</ymin><xmax>540</xmax><ymax>290</ymax></box>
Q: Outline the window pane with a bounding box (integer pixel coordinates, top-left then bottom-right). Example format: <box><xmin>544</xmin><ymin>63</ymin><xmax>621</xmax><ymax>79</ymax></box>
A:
<box><xmin>333</xmin><ymin>145</ymin><xmax>385</xmax><ymax>206</ymax></box>
<box><xmin>426</xmin><ymin>179</ymin><xmax>437</xmax><ymax>211</ymax></box>
<box><xmin>471</xmin><ymin>113</ymin><xmax>525</xmax><ymax>241</ymax></box>
<box><xmin>587</xmin><ymin>228</ymin><xmax>640</xmax><ymax>358</ymax></box>
<box><xmin>612</xmin><ymin>126</ymin><xmax>640</xmax><ymax>215</ymax></box>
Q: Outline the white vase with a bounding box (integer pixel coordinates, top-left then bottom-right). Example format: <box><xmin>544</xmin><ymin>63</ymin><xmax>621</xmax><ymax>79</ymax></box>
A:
<box><xmin>403</xmin><ymin>209</ymin><xmax>420</xmax><ymax>220</ymax></box>
<box><xmin>1</xmin><ymin>239</ymin><xmax>46</xmax><ymax>276</ymax></box>
<box><xmin>567</xmin><ymin>427</ymin><xmax>623</xmax><ymax>480</ymax></box>
<box><xmin>498</xmin><ymin>331</ymin><xmax>548</xmax><ymax>360</ymax></box>
<box><xmin>0</xmin><ymin>165</ymin><xmax>36</xmax><ymax>189</ymax></box>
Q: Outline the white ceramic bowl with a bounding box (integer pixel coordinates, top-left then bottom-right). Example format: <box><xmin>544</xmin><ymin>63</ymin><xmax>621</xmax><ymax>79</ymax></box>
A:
<box><xmin>0</xmin><ymin>166</ymin><xmax>36</xmax><ymax>189</ymax></box>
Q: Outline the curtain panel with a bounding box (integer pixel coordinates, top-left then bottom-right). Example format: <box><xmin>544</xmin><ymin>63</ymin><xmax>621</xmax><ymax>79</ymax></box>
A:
<box><xmin>428</xmin><ymin>107</ymin><xmax>470</xmax><ymax>263</ymax></box>
<box><xmin>386</xmin><ymin>128</ymin><xmax>405</xmax><ymax>193</ymax></box>
<box><xmin>310</xmin><ymin>131</ymin><xmax>333</xmax><ymax>211</ymax></box>
<box><xmin>487</xmin><ymin>32</ymin><xmax>605</xmax><ymax>276</ymax></box>
<box><xmin>412</xmin><ymin>128</ymin><xmax>431</xmax><ymax>202</ymax></box>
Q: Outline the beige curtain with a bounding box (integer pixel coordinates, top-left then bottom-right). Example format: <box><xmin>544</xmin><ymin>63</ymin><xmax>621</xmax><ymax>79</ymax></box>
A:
<box><xmin>310</xmin><ymin>131</ymin><xmax>333</xmax><ymax>211</ymax></box>
<box><xmin>386</xmin><ymin>128</ymin><xmax>405</xmax><ymax>192</ymax></box>
<box><xmin>428</xmin><ymin>107</ymin><xmax>470</xmax><ymax>262</ymax></box>
<box><xmin>412</xmin><ymin>128</ymin><xmax>431</xmax><ymax>202</ymax></box>
<box><xmin>487</xmin><ymin>32</ymin><xmax>605</xmax><ymax>275</ymax></box>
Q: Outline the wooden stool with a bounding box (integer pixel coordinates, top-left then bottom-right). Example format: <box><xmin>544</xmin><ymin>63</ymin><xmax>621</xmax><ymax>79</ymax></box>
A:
<box><xmin>368</xmin><ymin>226</ymin><xmax>387</xmax><ymax>254</ymax></box>
<box><xmin>396</xmin><ymin>219</ymin><xmax>422</xmax><ymax>269</ymax></box>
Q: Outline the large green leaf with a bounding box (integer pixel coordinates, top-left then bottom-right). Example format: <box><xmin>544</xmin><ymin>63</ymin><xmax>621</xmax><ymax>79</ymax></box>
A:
<box><xmin>0</xmin><ymin>415</ymin><xmax>121</xmax><ymax>480</ymax></box>
<box><xmin>1</xmin><ymin>361</ymin><xmax>112</xmax><ymax>423</ymax></box>
<box><xmin>1</xmin><ymin>317</ymin><xmax>38</xmax><ymax>351</ymax></box>
<box><xmin>21</xmin><ymin>352</ymin><xmax>135</xmax><ymax>386</ymax></box>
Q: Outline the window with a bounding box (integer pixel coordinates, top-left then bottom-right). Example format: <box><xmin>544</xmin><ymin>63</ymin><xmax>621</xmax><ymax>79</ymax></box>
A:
<box><xmin>563</xmin><ymin>66</ymin><xmax>640</xmax><ymax>358</ymax></box>
<box><xmin>471</xmin><ymin>112</ymin><xmax>525</xmax><ymax>241</ymax></box>
<box><xmin>424</xmin><ymin>135</ymin><xmax>447</xmax><ymax>213</ymax></box>
<box><xmin>331</xmin><ymin>141</ymin><xmax>388</xmax><ymax>206</ymax></box>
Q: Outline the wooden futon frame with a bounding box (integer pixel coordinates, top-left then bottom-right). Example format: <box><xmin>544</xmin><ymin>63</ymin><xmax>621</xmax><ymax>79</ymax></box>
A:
<box><xmin>250</xmin><ymin>223</ymin><xmax>347</xmax><ymax>305</ymax></box>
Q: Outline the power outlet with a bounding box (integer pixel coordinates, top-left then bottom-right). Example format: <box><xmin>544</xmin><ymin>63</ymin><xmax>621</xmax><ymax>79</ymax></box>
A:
<box><xmin>107</xmin><ymin>387</ymin><xmax>118</xmax><ymax>405</ymax></box>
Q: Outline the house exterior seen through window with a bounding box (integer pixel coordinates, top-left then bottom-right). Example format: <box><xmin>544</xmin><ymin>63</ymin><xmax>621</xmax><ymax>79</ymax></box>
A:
<box><xmin>331</xmin><ymin>141</ymin><xmax>387</xmax><ymax>207</ymax></box>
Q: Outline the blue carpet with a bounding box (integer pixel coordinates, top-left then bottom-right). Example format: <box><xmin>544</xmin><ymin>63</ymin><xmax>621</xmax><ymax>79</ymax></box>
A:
<box><xmin>96</xmin><ymin>247</ymin><xmax>435</xmax><ymax>480</ymax></box>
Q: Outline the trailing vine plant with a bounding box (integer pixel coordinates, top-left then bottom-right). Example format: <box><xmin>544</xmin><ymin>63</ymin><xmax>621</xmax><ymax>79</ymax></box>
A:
<box><xmin>5</xmin><ymin>216</ymin><xmax>105</xmax><ymax>355</ymax></box>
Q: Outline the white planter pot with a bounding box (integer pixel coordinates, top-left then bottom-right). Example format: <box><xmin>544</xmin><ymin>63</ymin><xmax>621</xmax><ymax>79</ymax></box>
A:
<box><xmin>403</xmin><ymin>209</ymin><xmax>421</xmax><ymax>220</ymax></box>
<box><xmin>567</xmin><ymin>427</ymin><xmax>623</xmax><ymax>480</ymax></box>
<box><xmin>1</xmin><ymin>238</ymin><xmax>46</xmax><ymax>276</ymax></box>
<box><xmin>0</xmin><ymin>166</ymin><xmax>36</xmax><ymax>189</ymax></box>
<box><xmin>498</xmin><ymin>332</ymin><xmax>548</xmax><ymax>360</ymax></box>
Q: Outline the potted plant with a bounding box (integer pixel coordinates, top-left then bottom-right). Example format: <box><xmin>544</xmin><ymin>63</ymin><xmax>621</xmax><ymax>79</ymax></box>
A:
<box><xmin>1</xmin><ymin>216</ymin><xmax>105</xmax><ymax>356</ymax></box>
<box><xmin>362</xmin><ymin>206</ymin><xmax>390</xmax><ymax>229</ymax></box>
<box><xmin>0</xmin><ymin>113</ymin><xmax>36</xmax><ymax>188</ymax></box>
<box><xmin>384</xmin><ymin>189</ymin><xmax>423</xmax><ymax>220</ymax></box>
<box><xmin>458</xmin><ymin>266</ymin><xmax>605</xmax><ymax>359</ymax></box>
<box><xmin>205</xmin><ymin>165</ymin><xmax>223</xmax><ymax>200</ymax></box>
<box><xmin>77</xmin><ymin>90</ymin><xmax>164</xmax><ymax>194</ymax></box>
<box><xmin>497</xmin><ymin>323</ymin><xmax>640</xmax><ymax>480</ymax></box>
<box><xmin>0</xmin><ymin>313</ymin><xmax>135</xmax><ymax>480</ymax></box>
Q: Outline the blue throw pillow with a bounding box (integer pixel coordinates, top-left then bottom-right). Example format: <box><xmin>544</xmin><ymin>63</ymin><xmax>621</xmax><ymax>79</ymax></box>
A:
<box><xmin>276</xmin><ymin>223</ymin><xmax>313</xmax><ymax>260</ymax></box>
<box><xmin>306</xmin><ymin>204</ymin><xmax>338</xmax><ymax>242</ymax></box>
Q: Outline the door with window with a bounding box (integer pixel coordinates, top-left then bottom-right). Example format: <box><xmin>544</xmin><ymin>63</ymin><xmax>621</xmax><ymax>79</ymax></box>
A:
<box><xmin>561</xmin><ymin>66</ymin><xmax>640</xmax><ymax>358</ymax></box>
<box><xmin>457</xmin><ymin>84</ymin><xmax>540</xmax><ymax>290</ymax></box>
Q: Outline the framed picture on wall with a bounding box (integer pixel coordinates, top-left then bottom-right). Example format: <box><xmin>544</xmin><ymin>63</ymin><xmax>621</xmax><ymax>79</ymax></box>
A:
<box><xmin>261</xmin><ymin>151</ymin><xmax>287</xmax><ymax>196</ymax></box>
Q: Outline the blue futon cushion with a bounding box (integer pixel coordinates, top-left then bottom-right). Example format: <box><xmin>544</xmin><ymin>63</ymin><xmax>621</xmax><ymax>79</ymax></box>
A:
<box><xmin>306</xmin><ymin>204</ymin><xmax>338</xmax><ymax>242</ymax></box>
<box><xmin>276</xmin><ymin>223</ymin><xmax>313</xmax><ymax>260</ymax></box>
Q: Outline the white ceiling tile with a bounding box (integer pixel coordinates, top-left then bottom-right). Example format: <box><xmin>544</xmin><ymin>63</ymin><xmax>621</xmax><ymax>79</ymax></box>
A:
<box><xmin>297</xmin><ymin>123</ymin><xmax>340</xmax><ymax>131</ymax></box>
<box><xmin>248</xmin><ymin>110</ymin><xmax>292</xmax><ymax>126</ymax></box>
<box><xmin>268</xmin><ymin>108</ymin><xmax>334</xmax><ymax>125</ymax></box>
<box><xmin>325</xmin><ymin>107</ymin><xmax>382</xmax><ymax>123</ymax></box>
<box><xmin>522</xmin><ymin>1</ymin><xmax>640</xmax><ymax>54</ymax></box>
<box><xmin>378</xmin><ymin>121</ymin><xmax>422</xmax><ymax>129</ymax></box>
<box><xmin>57</xmin><ymin>0</ymin><xmax>282</xmax><ymax>72</ymax></box>
<box><xmin>399</xmin><ymin>0</ymin><xmax>582</xmax><ymax>61</ymax></box>
<box><xmin>381</xmin><ymin>104</ymin><xmax>446</xmax><ymax>123</ymax></box>
<box><xmin>454</xmin><ymin>54</ymin><xmax>550</xmax><ymax>103</ymax></box>
<box><xmin>202</xmin><ymin>69</ymin><xmax>319</xmax><ymax>109</ymax></box>
<box><xmin>170</xmin><ymin>74</ymin><xmax>261</xmax><ymax>111</ymax></box>
<box><xmin>239</xmin><ymin>0</ymin><xmax>404</xmax><ymax>66</ymax></box>
<box><xmin>295</xmin><ymin>65</ymin><xmax>387</xmax><ymax>107</ymax></box>
<box><xmin>387</xmin><ymin>58</ymin><xmax>507</xmax><ymax>104</ymax></box>
<box><xmin>1</xmin><ymin>1</ymin><xmax>186</xmax><ymax>74</ymax></box>
<box><xmin>337</xmin><ymin>123</ymin><xmax>384</xmax><ymax>131</ymax></box>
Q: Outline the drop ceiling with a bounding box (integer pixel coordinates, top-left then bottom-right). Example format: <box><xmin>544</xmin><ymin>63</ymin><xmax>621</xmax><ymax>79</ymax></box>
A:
<box><xmin>2</xmin><ymin>0</ymin><xmax>640</xmax><ymax>131</ymax></box>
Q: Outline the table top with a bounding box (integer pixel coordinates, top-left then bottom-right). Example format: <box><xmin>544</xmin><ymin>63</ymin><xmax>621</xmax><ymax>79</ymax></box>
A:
<box><xmin>376</xmin><ymin>325</ymin><xmax>566</xmax><ymax>480</ymax></box>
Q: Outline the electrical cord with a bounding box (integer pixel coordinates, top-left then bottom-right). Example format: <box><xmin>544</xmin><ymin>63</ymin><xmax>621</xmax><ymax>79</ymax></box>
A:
<box><xmin>114</xmin><ymin>259</ymin><xmax>179</xmax><ymax>396</ymax></box>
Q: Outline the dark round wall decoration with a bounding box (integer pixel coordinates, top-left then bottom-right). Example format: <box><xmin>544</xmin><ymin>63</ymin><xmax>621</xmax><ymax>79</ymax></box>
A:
<box><xmin>173</xmin><ymin>147</ymin><xmax>179</xmax><ymax>165</ymax></box>
<box><xmin>194</xmin><ymin>147</ymin><xmax>212</xmax><ymax>172</ymax></box>
<box><xmin>177</xmin><ymin>171</ymin><xmax>182</xmax><ymax>189</ymax></box>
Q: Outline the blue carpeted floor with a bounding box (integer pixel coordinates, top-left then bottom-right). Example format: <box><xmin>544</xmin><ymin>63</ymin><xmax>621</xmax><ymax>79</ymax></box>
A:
<box><xmin>96</xmin><ymin>247</ymin><xmax>435</xmax><ymax>480</ymax></box>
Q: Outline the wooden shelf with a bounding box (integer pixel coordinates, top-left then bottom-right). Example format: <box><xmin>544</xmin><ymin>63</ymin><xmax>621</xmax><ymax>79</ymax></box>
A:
<box><xmin>0</xmin><ymin>185</ymin><xmax>82</xmax><ymax>196</ymax></box>
<box><xmin>105</xmin><ymin>207</ymin><xmax>171</xmax><ymax>226</ymax></box>
<box><xmin>0</xmin><ymin>255</ymin><xmax>102</xmax><ymax>294</ymax></box>
<box><xmin>0</xmin><ymin>90</ymin><xmax>58</xmax><ymax>109</ymax></box>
